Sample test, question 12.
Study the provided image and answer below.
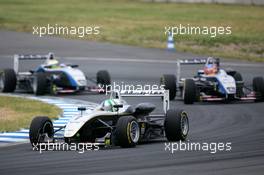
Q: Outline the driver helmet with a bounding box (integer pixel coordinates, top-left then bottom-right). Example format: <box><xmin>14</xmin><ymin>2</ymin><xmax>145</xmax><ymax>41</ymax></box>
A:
<box><xmin>102</xmin><ymin>99</ymin><xmax>122</xmax><ymax>112</ymax></box>
<box><xmin>204</xmin><ymin>58</ymin><xmax>218</xmax><ymax>75</ymax></box>
<box><xmin>45</xmin><ymin>52</ymin><xmax>59</xmax><ymax>67</ymax></box>
<box><xmin>45</xmin><ymin>59</ymin><xmax>59</xmax><ymax>66</ymax></box>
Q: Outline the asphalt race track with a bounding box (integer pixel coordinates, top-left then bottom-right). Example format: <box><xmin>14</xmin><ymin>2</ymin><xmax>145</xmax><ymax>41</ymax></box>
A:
<box><xmin>0</xmin><ymin>30</ymin><xmax>264</xmax><ymax>175</ymax></box>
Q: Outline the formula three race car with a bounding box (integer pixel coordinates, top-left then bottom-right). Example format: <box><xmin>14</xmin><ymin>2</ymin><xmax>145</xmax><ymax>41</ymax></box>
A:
<box><xmin>29</xmin><ymin>90</ymin><xmax>189</xmax><ymax>148</ymax></box>
<box><xmin>0</xmin><ymin>53</ymin><xmax>111</xmax><ymax>95</ymax></box>
<box><xmin>161</xmin><ymin>57</ymin><xmax>264</xmax><ymax>104</ymax></box>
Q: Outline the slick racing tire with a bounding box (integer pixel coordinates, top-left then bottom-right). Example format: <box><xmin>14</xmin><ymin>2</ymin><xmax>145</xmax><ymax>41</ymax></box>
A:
<box><xmin>29</xmin><ymin>116</ymin><xmax>54</xmax><ymax>147</ymax></box>
<box><xmin>0</xmin><ymin>69</ymin><xmax>17</xmax><ymax>92</ymax></box>
<box><xmin>114</xmin><ymin>116</ymin><xmax>140</xmax><ymax>148</ymax></box>
<box><xmin>233</xmin><ymin>72</ymin><xmax>243</xmax><ymax>82</ymax></box>
<box><xmin>32</xmin><ymin>73</ymin><xmax>47</xmax><ymax>95</ymax></box>
<box><xmin>160</xmin><ymin>74</ymin><xmax>176</xmax><ymax>100</ymax></box>
<box><xmin>226</xmin><ymin>70</ymin><xmax>243</xmax><ymax>81</ymax></box>
<box><xmin>233</xmin><ymin>72</ymin><xmax>243</xmax><ymax>97</ymax></box>
<box><xmin>97</xmin><ymin>70</ymin><xmax>111</xmax><ymax>86</ymax></box>
<box><xmin>226</xmin><ymin>69</ymin><xmax>236</xmax><ymax>77</ymax></box>
<box><xmin>183</xmin><ymin>79</ymin><xmax>196</xmax><ymax>104</ymax></box>
<box><xmin>164</xmin><ymin>109</ymin><xmax>189</xmax><ymax>141</ymax></box>
<box><xmin>253</xmin><ymin>77</ymin><xmax>264</xmax><ymax>101</ymax></box>
<box><xmin>97</xmin><ymin>70</ymin><xmax>111</xmax><ymax>93</ymax></box>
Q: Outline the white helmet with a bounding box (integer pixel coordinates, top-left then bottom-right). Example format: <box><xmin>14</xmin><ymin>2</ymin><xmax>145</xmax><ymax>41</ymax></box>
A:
<box><xmin>101</xmin><ymin>99</ymin><xmax>122</xmax><ymax>112</ymax></box>
<box><xmin>45</xmin><ymin>53</ymin><xmax>59</xmax><ymax>66</ymax></box>
<box><xmin>45</xmin><ymin>59</ymin><xmax>59</xmax><ymax>66</ymax></box>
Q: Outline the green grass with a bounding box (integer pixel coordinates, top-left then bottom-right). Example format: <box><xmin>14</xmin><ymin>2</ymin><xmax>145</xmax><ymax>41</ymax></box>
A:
<box><xmin>0</xmin><ymin>95</ymin><xmax>61</xmax><ymax>132</ymax></box>
<box><xmin>0</xmin><ymin>0</ymin><xmax>263</xmax><ymax>61</ymax></box>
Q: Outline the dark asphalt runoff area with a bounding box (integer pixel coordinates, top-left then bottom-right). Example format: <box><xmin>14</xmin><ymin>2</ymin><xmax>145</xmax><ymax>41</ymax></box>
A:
<box><xmin>0</xmin><ymin>30</ymin><xmax>264</xmax><ymax>175</ymax></box>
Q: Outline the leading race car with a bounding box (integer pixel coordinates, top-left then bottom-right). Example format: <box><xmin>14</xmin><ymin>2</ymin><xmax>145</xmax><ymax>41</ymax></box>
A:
<box><xmin>161</xmin><ymin>57</ymin><xmax>264</xmax><ymax>104</ymax></box>
<box><xmin>29</xmin><ymin>90</ymin><xmax>189</xmax><ymax>148</ymax></box>
<box><xmin>0</xmin><ymin>53</ymin><xmax>111</xmax><ymax>95</ymax></box>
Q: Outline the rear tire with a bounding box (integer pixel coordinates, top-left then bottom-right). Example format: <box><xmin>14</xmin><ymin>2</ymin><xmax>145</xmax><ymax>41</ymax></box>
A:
<box><xmin>165</xmin><ymin>109</ymin><xmax>189</xmax><ymax>141</ymax></box>
<box><xmin>0</xmin><ymin>69</ymin><xmax>17</xmax><ymax>92</ymax></box>
<box><xmin>29</xmin><ymin>116</ymin><xmax>54</xmax><ymax>147</ymax></box>
<box><xmin>160</xmin><ymin>74</ymin><xmax>176</xmax><ymax>100</ymax></box>
<box><xmin>114</xmin><ymin>116</ymin><xmax>140</xmax><ymax>148</ymax></box>
<box><xmin>97</xmin><ymin>70</ymin><xmax>111</xmax><ymax>92</ymax></box>
<box><xmin>253</xmin><ymin>77</ymin><xmax>264</xmax><ymax>101</ymax></box>
<box><xmin>183</xmin><ymin>79</ymin><xmax>196</xmax><ymax>104</ymax></box>
<box><xmin>33</xmin><ymin>73</ymin><xmax>47</xmax><ymax>95</ymax></box>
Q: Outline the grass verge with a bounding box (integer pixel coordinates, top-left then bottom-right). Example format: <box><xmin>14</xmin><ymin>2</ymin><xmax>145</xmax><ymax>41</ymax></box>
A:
<box><xmin>0</xmin><ymin>0</ymin><xmax>263</xmax><ymax>61</ymax></box>
<box><xmin>0</xmin><ymin>95</ymin><xmax>61</xmax><ymax>132</ymax></box>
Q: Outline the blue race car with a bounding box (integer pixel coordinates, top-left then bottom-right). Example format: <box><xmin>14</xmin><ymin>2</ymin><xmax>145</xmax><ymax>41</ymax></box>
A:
<box><xmin>0</xmin><ymin>53</ymin><xmax>111</xmax><ymax>95</ymax></box>
<box><xmin>161</xmin><ymin>57</ymin><xmax>264</xmax><ymax>104</ymax></box>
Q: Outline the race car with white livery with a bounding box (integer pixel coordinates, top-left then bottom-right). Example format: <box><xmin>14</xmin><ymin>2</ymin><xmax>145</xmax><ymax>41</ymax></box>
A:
<box><xmin>161</xmin><ymin>57</ymin><xmax>264</xmax><ymax>104</ymax></box>
<box><xmin>0</xmin><ymin>53</ymin><xmax>111</xmax><ymax>95</ymax></box>
<box><xmin>29</xmin><ymin>90</ymin><xmax>189</xmax><ymax>148</ymax></box>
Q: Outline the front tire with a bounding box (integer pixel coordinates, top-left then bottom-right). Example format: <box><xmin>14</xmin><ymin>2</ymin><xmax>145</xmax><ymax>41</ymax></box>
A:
<box><xmin>114</xmin><ymin>116</ymin><xmax>140</xmax><ymax>148</ymax></box>
<box><xmin>32</xmin><ymin>73</ymin><xmax>47</xmax><ymax>95</ymax></box>
<box><xmin>226</xmin><ymin>69</ymin><xmax>237</xmax><ymax>77</ymax></box>
<box><xmin>164</xmin><ymin>109</ymin><xmax>189</xmax><ymax>141</ymax></box>
<box><xmin>233</xmin><ymin>72</ymin><xmax>244</xmax><ymax>97</ymax></box>
<box><xmin>29</xmin><ymin>116</ymin><xmax>54</xmax><ymax>147</ymax></box>
<box><xmin>233</xmin><ymin>72</ymin><xmax>243</xmax><ymax>81</ymax></box>
<box><xmin>253</xmin><ymin>77</ymin><xmax>264</xmax><ymax>101</ymax></box>
<box><xmin>0</xmin><ymin>69</ymin><xmax>17</xmax><ymax>92</ymax></box>
<box><xmin>183</xmin><ymin>79</ymin><xmax>196</xmax><ymax>104</ymax></box>
<box><xmin>160</xmin><ymin>74</ymin><xmax>176</xmax><ymax>100</ymax></box>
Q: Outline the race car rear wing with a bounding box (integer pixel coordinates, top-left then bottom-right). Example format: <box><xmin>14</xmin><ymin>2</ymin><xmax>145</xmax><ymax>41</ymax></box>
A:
<box><xmin>176</xmin><ymin>58</ymin><xmax>207</xmax><ymax>85</ymax></box>
<box><xmin>111</xmin><ymin>90</ymin><xmax>170</xmax><ymax>114</ymax></box>
<box><xmin>13</xmin><ymin>53</ymin><xmax>53</xmax><ymax>73</ymax></box>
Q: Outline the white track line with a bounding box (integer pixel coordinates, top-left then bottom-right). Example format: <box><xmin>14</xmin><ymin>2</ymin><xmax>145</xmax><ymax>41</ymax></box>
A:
<box><xmin>63</xmin><ymin>56</ymin><xmax>264</xmax><ymax>68</ymax></box>
<box><xmin>0</xmin><ymin>55</ymin><xmax>263</xmax><ymax>67</ymax></box>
